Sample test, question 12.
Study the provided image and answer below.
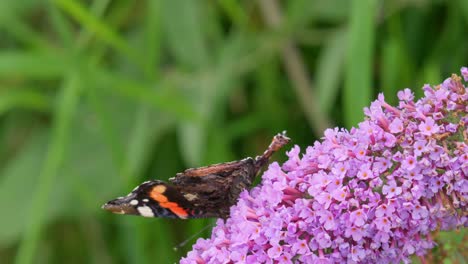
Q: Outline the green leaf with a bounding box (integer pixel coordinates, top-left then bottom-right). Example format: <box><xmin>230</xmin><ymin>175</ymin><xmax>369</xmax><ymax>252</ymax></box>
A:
<box><xmin>416</xmin><ymin>61</ymin><xmax>441</xmax><ymax>99</ymax></box>
<box><xmin>142</xmin><ymin>0</ymin><xmax>162</xmax><ymax>79</ymax></box>
<box><xmin>0</xmin><ymin>51</ymin><xmax>67</xmax><ymax>78</ymax></box>
<box><xmin>0</xmin><ymin>130</ymin><xmax>49</xmax><ymax>246</ymax></box>
<box><xmin>161</xmin><ymin>0</ymin><xmax>209</xmax><ymax>68</ymax></box>
<box><xmin>381</xmin><ymin>37</ymin><xmax>402</xmax><ymax>105</ymax></box>
<box><xmin>53</xmin><ymin>0</ymin><xmax>141</xmax><ymax>67</ymax></box>
<box><xmin>459</xmin><ymin>0</ymin><xmax>468</xmax><ymax>24</ymax></box>
<box><xmin>0</xmin><ymin>14</ymin><xmax>50</xmax><ymax>50</ymax></box>
<box><xmin>217</xmin><ymin>0</ymin><xmax>249</xmax><ymax>29</ymax></box>
<box><xmin>0</xmin><ymin>90</ymin><xmax>51</xmax><ymax>115</ymax></box>
<box><xmin>344</xmin><ymin>0</ymin><xmax>377</xmax><ymax>128</ymax></box>
<box><xmin>90</xmin><ymin>70</ymin><xmax>198</xmax><ymax>121</ymax></box>
<box><xmin>15</xmin><ymin>72</ymin><xmax>81</xmax><ymax>264</ymax></box>
<box><xmin>316</xmin><ymin>29</ymin><xmax>347</xmax><ymax>114</ymax></box>
<box><xmin>287</xmin><ymin>0</ymin><xmax>350</xmax><ymax>25</ymax></box>
<box><xmin>161</xmin><ymin>0</ymin><xmax>216</xmax><ymax>165</ymax></box>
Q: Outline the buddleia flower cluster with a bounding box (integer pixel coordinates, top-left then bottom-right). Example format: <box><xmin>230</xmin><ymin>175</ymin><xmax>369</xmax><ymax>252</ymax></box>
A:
<box><xmin>181</xmin><ymin>68</ymin><xmax>468</xmax><ymax>264</ymax></box>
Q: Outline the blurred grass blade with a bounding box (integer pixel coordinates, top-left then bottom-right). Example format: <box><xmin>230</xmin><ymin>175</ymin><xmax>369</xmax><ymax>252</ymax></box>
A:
<box><xmin>47</xmin><ymin>2</ymin><xmax>74</xmax><ymax>48</ymax></box>
<box><xmin>418</xmin><ymin>61</ymin><xmax>441</xmax><ymax>95</ymax></box>
<box><xmin>161</xmin><ymin>0</ymin><xmax>212</xmax><ymax>165</ymax></box>
<box><xmin>217</xmin><ymin>0</ymin><xmax>249</xmax><ymax>29</ymax></box>
<box><xmin>381</xmin><ymin>15</ymin><xmax>415</xmax><ymax>105</ymax></box>
<box><xmin>0</xmin><ymin>131</ymin><xmax>49</xmax><ymax>246</ymax></box>
<box><xmin>75</xmin><ymin>0</ymin><xmax>112</xmax><ymax>49</ymax></box>
<box><xmin>0</xmin><ymin>12</ymin><xmax>50</xmax><ymax>50</ymax></box>
<box><xmin>86</xmin><ymin>88</ymin><xmax>129</xmax><ymax>181</ymax></box>
<box><xmin>143</xmin><ymin>0</ymin><xmax>162</xmax><ymax>79</ymax></box>
<box><xmin>316</xmin><ymin>29</ymin><xmax>347</xmax><ymax>114</ymax></box>
<box><xmin>287</xmin><ymin>0</ymin><xmax>350</xmax><ymax>24</ymax></box>
<box><xmin>53</xmin><ymin>0</ymin><xmax>141</xmax><ymax>67</ymax></box>
<box><xmin>286</xmin><ymin>0</ymin><xmax>316</xmax><ymax>28</ymax></box>
<box><xmin>0</xmin><ymin>90</ymin><xmax>51</xmax><ymax>115</ymax></box>
<box><xmin>343</xmin><ymin>0</ymin><xmax>376</xmax><ymax>128</ymax></box>
<box><xmin>161</xmin><ymin>0</ymin><xmax>209</xmax><ymax>68</ymax></box>
<box><xmin>459</xmin><ymin>0</ymin><xmax>468</xmax><ymax>24</ymax></box>
<box><xmin>0</xmin><ymin>51</ymin><xmax>66</xmax><ymax>78</ymax></box>
<box><xmin>15</xmin><ymin>73</ymin><xmax>81</xmax><ymax>264</ymax></box>
<box><xmin>123</xmin><ymin>107</ymin><xmax>174</xmax><ymax>185</ymax></box>
<box><xmin>259</xmin><ymin>0</ymin><xmax>331</xmax><ymax>134</ymax></box>
<box><xmin>381</xmin><ymin>37</ymin><xmax>401</xmax><ymax>105</ymax></box>
<box><xmin>92</xmin><ymin>71</ymin><xmax>198</xmax><ymax>121</ymax></box>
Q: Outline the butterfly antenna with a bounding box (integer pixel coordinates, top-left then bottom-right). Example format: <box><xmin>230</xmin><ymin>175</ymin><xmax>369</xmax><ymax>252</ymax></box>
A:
<box><xmin>254</xmin><ymin>131</ymin><xmax>291</xmax><ymax>174</ymax></box>
<box><xmin>173</xmin><ymin>223</ymin><xmax>214</xmax><ymax>251</ymax></box>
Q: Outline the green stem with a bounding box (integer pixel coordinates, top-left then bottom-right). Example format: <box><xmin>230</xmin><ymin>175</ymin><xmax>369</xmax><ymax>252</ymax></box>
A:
<box><xmin>15</xmin><ymin>73</ymin><xmax>81</xmax><ymax>264</ymax></box>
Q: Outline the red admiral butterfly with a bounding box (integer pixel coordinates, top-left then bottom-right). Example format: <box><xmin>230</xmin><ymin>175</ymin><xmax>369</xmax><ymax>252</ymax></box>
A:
<box><xmin>102</xmin><ymin>132</ymin><xmax>290</xmax><ymax>219</ymax></box>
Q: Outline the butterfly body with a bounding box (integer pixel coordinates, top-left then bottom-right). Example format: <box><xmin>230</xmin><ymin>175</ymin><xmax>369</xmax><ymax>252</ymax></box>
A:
<box><xmin>102</xmin><ymin>133</ymin><xmax>290</xmax><ymax>219</ymax></box>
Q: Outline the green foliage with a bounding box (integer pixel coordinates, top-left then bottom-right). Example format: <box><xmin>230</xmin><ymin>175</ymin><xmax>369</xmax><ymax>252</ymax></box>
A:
<box><xmin>0</xmin><ymin>0</ymin><xmax>466</xmax><ymax>263</ymax></box>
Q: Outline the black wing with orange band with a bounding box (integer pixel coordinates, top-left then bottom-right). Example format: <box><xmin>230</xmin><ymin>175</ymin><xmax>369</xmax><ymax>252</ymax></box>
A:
<box><xmin>102</xmin><ymin>132</ymin><xmax>290</xmax><ymax>219</ymax></box>
<box><xmin>102</xmin><ymin>180</ymin><xmax>203</xmax><ymax>219</ymax></box>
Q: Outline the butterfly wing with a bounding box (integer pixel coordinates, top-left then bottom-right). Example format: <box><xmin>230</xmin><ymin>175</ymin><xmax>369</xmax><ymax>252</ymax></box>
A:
<box><xmin>103</xmin><ymin>159</ymin><xmax>259</xmax><ymax>219</ymax></box>
<box><xmin>103</xmin><ymin>133</ymin><xmax>290</xmax><ymax>219</ymax></box>
<box><xmin>102</xmin><ymin>180</ymin><xmax>203</xmax><ymax>219</ymax></box>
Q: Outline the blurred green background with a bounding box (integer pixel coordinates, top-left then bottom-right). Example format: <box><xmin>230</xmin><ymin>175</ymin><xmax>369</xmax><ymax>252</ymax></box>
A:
<box><xmin>0</xmin><ymin>0</ymin><xmax>467</xmax><ymax>263</ymax></box>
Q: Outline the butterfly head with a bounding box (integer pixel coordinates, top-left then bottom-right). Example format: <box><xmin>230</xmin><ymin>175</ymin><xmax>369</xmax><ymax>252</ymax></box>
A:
<box><xmin>102</xmin><ymin>193</ymin><xmax>140</xmax><ymax>215</ymax></box>
<box><xmin>102</xmin><ymin>180</ymin><xmax>159</xmax><ymax>216</ymax></box>
<box><xmin>102</xmin><ymin>180</ymin><xmax>193</xmax><ymax>218</ymax></box>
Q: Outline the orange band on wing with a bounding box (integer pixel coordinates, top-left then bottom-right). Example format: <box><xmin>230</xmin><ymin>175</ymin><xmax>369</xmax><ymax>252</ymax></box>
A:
<box><xmin>151</xmin><ymin>185</ymin><xmax>168</xmax><ymax>202</ymax></box>
<box><xmin>161</xmin><ymin>202</ymin><xmax>189</xmax><ymax>218</ymax></box>
<box><xmin>152</xmin><ymin>192</ymin><xmax>168</xmax><ymax>203</ymax></box>
<box><xmin>150</xmin><ymin>185</ymin><xmax>189</xmax><ymax>219</ymax></box>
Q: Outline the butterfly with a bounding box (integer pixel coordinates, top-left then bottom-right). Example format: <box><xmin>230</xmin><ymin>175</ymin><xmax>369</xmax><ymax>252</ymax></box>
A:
<box><xmin>102</xmin><ymin>132</ymin><xmax>290</xmax><ymax>219</ymax></box>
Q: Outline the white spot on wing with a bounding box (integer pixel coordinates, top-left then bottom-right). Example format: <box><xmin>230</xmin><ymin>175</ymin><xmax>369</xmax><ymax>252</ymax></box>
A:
<box><xmin>184</xmin><ymin>193</ymin><xmax>198</xmax><ymax>201</ymax></box>
<box><xmin>130</xmin><ymin>199</ymin><xmax>138</xmax><ymax>206</ymax></box>
<box><xmin>137</xmin><ymin>206</ymin><xmax>154</xmax><ymax>217</ymax></box>
<box><xmin>143</xmin><ymin>199</ymin><xmax>149</xmax><ymax>202</ymax></box>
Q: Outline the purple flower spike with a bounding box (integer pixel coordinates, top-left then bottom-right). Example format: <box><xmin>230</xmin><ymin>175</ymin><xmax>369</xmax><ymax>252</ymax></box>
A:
<box><xmin>181</xmin><ymin>68</ymin><xmax>467</xmax><ymax>264</ymax></box>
